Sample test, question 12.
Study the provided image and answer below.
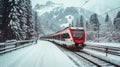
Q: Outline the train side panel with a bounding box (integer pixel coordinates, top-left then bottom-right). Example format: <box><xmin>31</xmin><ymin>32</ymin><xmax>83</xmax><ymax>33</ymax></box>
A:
<box><xmin>40</xmin><ymin>27</ymin><xmax>86</xmax><ymax>50</ymax></box>
<box><xmin>53</xmin><ymin>28</ymin><xmax>75</xmax><ymax>47</ymax></box>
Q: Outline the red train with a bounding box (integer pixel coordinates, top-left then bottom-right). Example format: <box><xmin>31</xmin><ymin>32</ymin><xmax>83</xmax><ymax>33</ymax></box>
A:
<box><xmin>40</xmin><ymin>27</ymin><xmax>86</xmax><ymax>50</ymax></box>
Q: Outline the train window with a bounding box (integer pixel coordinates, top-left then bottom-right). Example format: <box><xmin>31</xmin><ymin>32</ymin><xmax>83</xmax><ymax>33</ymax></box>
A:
<box><xmin>61</xmin><ymin>33</ymin><xmax>70</xmax><ymax>39</ymax></box>
<box><xmin>58</xmin><ymin>35</ymin><xmax>60</xmax><ymax>40</ymax></box>
<box><xmin>72</xmin><ymin>29</ymin><xmax>84</xmax><ymax>39</ymax></box>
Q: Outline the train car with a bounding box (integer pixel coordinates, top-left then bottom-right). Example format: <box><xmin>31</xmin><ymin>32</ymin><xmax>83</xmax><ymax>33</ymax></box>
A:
<box><xmin>40</xmin><ymin>27</ymin><xmax>86</xmax><ymax>50</ymax></box>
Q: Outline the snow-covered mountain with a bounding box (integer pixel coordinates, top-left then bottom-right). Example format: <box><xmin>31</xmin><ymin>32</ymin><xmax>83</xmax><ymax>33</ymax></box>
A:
<box><xmin>34</xmin><ymin>1</ymin><xmax>105</xmax><ymax>34</ymax></box>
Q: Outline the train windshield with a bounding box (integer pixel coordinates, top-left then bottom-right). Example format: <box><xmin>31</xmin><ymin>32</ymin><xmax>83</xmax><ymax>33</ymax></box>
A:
<box><xmin>72</xmin><ymin>29</ymin><xmax>84</xmax><ymax>40</ymax></box>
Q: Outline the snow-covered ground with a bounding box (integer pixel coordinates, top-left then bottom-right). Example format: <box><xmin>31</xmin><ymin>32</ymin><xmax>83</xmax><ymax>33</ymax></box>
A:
<box><xmin>83</xmin><ymin>48</ymin><xmax>120</xmax><ymax>65</ymax></box>
<box><xmin>0</xmin><ymin>40</ymin><xmax>77</xmax><ymax>67</ymax></box>
<box><xmin>85</xmin><ymin>41</ymin><xmax>120</xmax><ymax>47</ymax></box>
<box><xmin>84</xmin><ymin>41</ymin><xmax>120</xmax><ymax>64</ymax></box>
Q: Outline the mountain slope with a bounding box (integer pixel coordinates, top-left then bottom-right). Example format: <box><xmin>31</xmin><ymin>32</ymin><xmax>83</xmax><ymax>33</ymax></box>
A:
<box><xmin>34</xmin><ymin>1</ymin><xmax>104</xmax><ymax>34</ymax></box>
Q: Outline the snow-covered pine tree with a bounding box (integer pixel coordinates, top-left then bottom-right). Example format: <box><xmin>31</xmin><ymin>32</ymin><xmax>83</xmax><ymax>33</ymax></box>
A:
<box><xmin>86</xmin><ymin>20</ymin><xmax>95</xmax><ymax>41</ymax></box>
<box><xmin>86</xmin><ymin>21</ymin><xmax>90</xmax><ymax>31</ymax></box>
<box><xmin>71</xmin><ymin>21</ymin><xmax>74</xmax><ymax>27</ymax></box>
<box><xmin>114</xmin><ymin>11</ymin><xmax>120</xmax><ymax>31</ymax></box>
<box><xmin>34</xmin><ymin>11</ymin><xmax>38</xmax><ymax>33</ymax></box>
<box><xmin>89</xmin><ymin>13</ymin><xmax>100</xmax><ymax>31</ymax></box>
<box><xmin>79</xmin><ymin>15</ymin><xmax>84</xmax><ymax>27</ymax></box>
<box><xmin>105</xmin><ymin>14</ymin><xmax>109</xmax><ymax>22</ymax></box>
<box><xmin>113</xmin><ymin>11</ymin><xmax>120</xmax><ymax>42</ymax></box>
<box><xmin>25</xmin><ymin>0</ymin><xmax>34</xmax><ymax>40</ymax></box>
<box><xmin>75</xmin><ymin>16</ymin><xmax>84</xmax><ymax>27</ymax></box>
<box><xmin>1</xmin><ymin>0</ymin><xmax>33</xmax><ymax>41</ymax></box>
<box><xmin>105</xmin><ymin>14</ymin><xmax>112</xmax><ymax>31</ymax></box>
<box><xmin>2</xmin><ymin>0</ymin><xmax>16</xmax><ymax>41</ymax></box>
<box><xmin>33</xmin><ymin>11</ymin><xmax>43</xmax><ymax>35</ymax></box>
<box><xmin>0</xmin><ymin>0</ymin><xmax>4</xmax><ymax>42</ymax></box>
<box><xmin>76</xmin><ymin>18</ymin><xmax>79</xmax><ymax>27</ymax></box>
<box><xmin>100</xmin><ymin>14</ymin><xmax>113</xmax><ymax>42</ymax></box>
<box><xmin>17</xmin><ymin>0</ymin><xmax>28</xmax><ymax>40</ymax></box>
<box><xmin>89</xmin><ymin>13</ymin><xmax>100</xmax><ymax>42</ymax></box>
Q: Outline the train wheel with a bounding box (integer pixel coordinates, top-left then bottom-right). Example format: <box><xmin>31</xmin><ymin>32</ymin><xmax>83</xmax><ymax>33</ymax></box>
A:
<box><xmin>63</xmin><ymin>44</ymin><xmax>67</xmax><ymax>47</ymax></box>
<box><xmin>80</xmin><ymin>45</ymin><xmax>85</xmax><ymax>49</ymax></box>
<box><xmin>75</xmin><ymin>44</ymin><xmax>85</xmax><ymax>51</ymax></box>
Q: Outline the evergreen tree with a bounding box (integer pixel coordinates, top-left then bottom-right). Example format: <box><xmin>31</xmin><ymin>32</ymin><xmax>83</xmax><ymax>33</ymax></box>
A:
<box><xmin>116</xmin><ymin>11</ymin><xmax>120</xmax><ymax>18</ymax></box>
<box><xmin>79</xmin><ymin>15</ymin><xmax>84</xmax><ymax>27</ymax></box>
<box><xmin>86</xmin><ymin>21</ymin><xmax>90</xmax><ymax>30</ymax></box>
<box><xmin>89</xmin><ymin>13</ymin><xmax>100</xmax><ymax>31</ymax></box>
<box><xmin>0</xmin><ymin>0</ymin><xmax>4</xmax><ymax>42</ymax></box>
<box><xmin>0</xmin><ymin>0</ymin><xmax>34</xmax><ymax>41</ymax></box>
<box><xmin>105</xmin><ymin>14</ymin><xmax>109</xmax><ymax>22</ymax></box>
<box><xmin>76</xmin><ymin>18</ymin><xmax>79</xmax><ymax>27</ymax></box>
<box><xmin>86</xmin><ymin>20</ymin><xmax>94</xmax><ymax>41</ymax></box>
<box><xmin>75</xmin><ymin>16</ymin><xmax>84</xmax><ymax>27</ymax></box>
<box><xmin>34</xmin><ymin>11</ymin><xmax>38</xmax><ymax>32</ymax></box>
<box><xmin>99</xmin><ymin>14</ymin><xmax>113</xmax><ymax>42</ymax></box>
<box><xmin>89</xmin><ymin>13</ymin><xmax>100</xmax><ymax>42</ymax></box>
<box><xmin>114</xmin><ymin>11</ymin><xmax>120</xmax><ymax>30</ymax></box>
<box><xmin>25</xmin><ymin>0</ymin><xmax>34</xmax><ymax>40</ymax></box>
<box><xmin>105</xmin><ymin>14</ymin><xmax>112</xmax><ymax>31</ymax></box>
<box><xmin>71</xmin><ymin>21</ymin><xmax>74</xmax><ymax>27</ymax></box>
<box><xmin>34</xmin><ymin>11</ymin><xmax>44</xmax><ymax>35</ymax></box>
<box><xmin>112</xmin><ymin>11</ymin><xmax>120</xmax><ymax>42</ymax></box>
<box><xmin>2</xmin><ymin>0</ymin><xmax>15</xmax><ymax>41</ymax></box>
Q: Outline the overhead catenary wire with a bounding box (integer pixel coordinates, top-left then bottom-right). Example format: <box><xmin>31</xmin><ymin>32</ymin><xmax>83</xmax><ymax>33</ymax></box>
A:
<box><xmin>80</xmin><ymin>0</ymin><xmax>89</xmax><ymax>8</ymax></box>
<box><xmin>102</xmin><ymin>6</ymin><xmax>120</xmax><ymax>15</ymax></box>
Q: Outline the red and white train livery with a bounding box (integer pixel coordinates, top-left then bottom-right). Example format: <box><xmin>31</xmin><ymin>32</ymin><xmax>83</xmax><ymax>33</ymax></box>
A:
<box><xmin>40</xmin><ymin>27</ymin><xmax>86</xmax><ymax>50</ymax></box>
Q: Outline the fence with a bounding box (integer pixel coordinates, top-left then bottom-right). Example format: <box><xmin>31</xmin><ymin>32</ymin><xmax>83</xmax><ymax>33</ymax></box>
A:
<box><xmin>86</xmin><ymin>45</ymin><xmax>120</xmax><ymax>56</ymax></box>
<box><xmin>0</xmin><ymin>40</ymin><xmax>34</xmax><ymax>54</ymax></box>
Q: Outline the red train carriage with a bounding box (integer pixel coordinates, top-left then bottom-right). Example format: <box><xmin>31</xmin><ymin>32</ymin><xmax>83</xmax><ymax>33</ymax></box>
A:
<box><xmin>40</xmin><ymin>27</ymin><xmax>86</xmax><ymax>50</ymax></box>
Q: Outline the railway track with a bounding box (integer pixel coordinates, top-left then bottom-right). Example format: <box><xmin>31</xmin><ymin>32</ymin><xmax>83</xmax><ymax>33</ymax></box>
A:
<box><xmin>74</xmin><ymin>51</ymin><xmax>120</xmax><ymax>67</ymax></box>
<box><xmin>54</xmin><ymin>44</ymin><xmax>120</xmax><ymax>67</ymax></box>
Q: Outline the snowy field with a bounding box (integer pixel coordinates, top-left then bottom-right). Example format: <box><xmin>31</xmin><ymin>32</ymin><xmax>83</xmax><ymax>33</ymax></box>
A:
<box><xmin>0</xmin><ymin>40</ymin><xmax>77</xmax><ymax>67</ymax></box>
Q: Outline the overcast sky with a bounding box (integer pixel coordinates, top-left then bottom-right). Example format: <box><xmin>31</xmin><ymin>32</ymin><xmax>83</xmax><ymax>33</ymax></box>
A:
<box><xmin>31</xmin><ymin>0</ymin><xmax>120</xmax><ymax>14</ymax></box>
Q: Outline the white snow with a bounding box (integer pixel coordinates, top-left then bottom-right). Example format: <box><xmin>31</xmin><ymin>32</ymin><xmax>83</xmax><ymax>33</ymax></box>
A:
<box><xmin>83</xmin><ymin>48</ymin><xmax>120</xmax><ymax>64</ymax></box>
<box><xmin>53</xmin><ymin>15</ymin><xmax>57</xmax><ymax>18</ymax></box>
<box><xmin>0</xmin><ymin>40</ymin><xmax>77</xmax><ymax>67</ymax></box>
<box><xmin>65</xmin><ymin>15</ymin><xmax>74</xmax><ymax>23</ymax></box>
<box><xmin>60</xmin><ymin>22</ymin><xmax>70</xmax><ymax>28</ymax></box>
<box><xmin>85</xmin><ymin>41</ymin><xmax>120</xmax><ymax>47</ymax></box>
<box><xmin>0</xmin><ymin>15</ymin><xmax>3</xmax><ymax>17</ymax></box>
<box><xmin>84</xmin><ymin>42</ymin><xmax>120</xmax><ymax>64</ymax></box>
<box><xmin>0</xmin><ymin>43</ymin><xmax>5</xmax><ymax>45</ymax></box>
<box><xmin>36</xmin><ymin>6</ymin><xmax>56</xmax><ymax>16</ymax></box>
<box><xmin>60</xmin><ymin>15</ymin><xmax>74</xmax><ymax>28</ymax></box>
<box><xmin>36</xmin><ymin>2</ymin><xmax>62</xmax><ymax>16</ymax></box>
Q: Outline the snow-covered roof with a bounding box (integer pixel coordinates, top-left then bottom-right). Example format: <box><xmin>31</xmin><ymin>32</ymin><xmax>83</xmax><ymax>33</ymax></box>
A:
<box><xmin>71</xmin><ymin>27</ymin><xmax>84</xmax><ymax>30</ymax></box>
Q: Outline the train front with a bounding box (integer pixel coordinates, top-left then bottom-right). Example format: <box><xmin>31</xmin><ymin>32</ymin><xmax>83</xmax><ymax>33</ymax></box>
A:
<box><xmin>71</xmin><ymin>27</ymin><xmax>86</xmax><ymax>49</ymax></box>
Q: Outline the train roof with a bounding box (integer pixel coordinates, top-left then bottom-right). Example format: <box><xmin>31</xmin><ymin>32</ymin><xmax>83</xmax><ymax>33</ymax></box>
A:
<box><xmin>40</xmin><ymin>27</ymin><xmax>84</xmax><ymax>37</ymax></box>
<box><xmin>53</xmin><ymin>27</ymin><xmax>84</xmax><ymax>36</ymax></box>
<box><xmin>70</xmin><ymin>27</ymin><xmax>84</xmax><ymax>30</ymax></box>
<box><xmin>58</xmin><ymin>27</ymin><xmax>84</xmax><ymax>32</ymax></box>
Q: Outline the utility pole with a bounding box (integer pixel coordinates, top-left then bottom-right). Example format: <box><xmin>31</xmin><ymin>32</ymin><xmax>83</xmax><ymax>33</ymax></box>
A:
<box><xmin>98</xmin><ymin>23</ymin><xmax>100</xmax><ymax>42</ymax></box>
